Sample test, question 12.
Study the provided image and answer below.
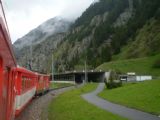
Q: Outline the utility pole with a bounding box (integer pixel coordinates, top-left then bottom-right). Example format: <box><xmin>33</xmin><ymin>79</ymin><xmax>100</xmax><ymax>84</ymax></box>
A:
<box><xmin>85</xmin><ymin>59</ymin><xmax>88</xmax><ymax>83</ymax></box>
<box><xmin>37</xmin><ymin>56</ymin><xmax>40</xmax><ymax>72</ymax></box>
<box><xmin>52</xmin><ymin>54</ymin><xmax>54</xmax><ymax>81</ymax></box>
<box><xmin>29</xmin><ymin>43</ymin><xmax>33</xmax><ymax>70</ymax></box>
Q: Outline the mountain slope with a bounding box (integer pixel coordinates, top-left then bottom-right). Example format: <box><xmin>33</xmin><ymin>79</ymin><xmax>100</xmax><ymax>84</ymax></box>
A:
<box><xmin>51</xmin><ymin>0</ymin><xmax>160</xmax><ymax>72</ymax></box>
<box><xmin>13</xmin><ymin>17</ymin><xmax>72</xmax><ymax>72</ymax></box>
<box><xmin>14</xmin><ymin>17</ymin><xmax>71</xmax><ymax>49</ymax></box>
<box><xmin>113</xmin><ymin>19</ymin><xmax>160</xmax><ymax>59</ymax></box>
<box><xmin>14</xmin><ymin>0</ymin><xmax>160</xmax><ymax>73</ymax></box>
<box><xmin>52</xmin><ymin>0</ymin><xmax>131</xmax><ymax>72</ymax></box>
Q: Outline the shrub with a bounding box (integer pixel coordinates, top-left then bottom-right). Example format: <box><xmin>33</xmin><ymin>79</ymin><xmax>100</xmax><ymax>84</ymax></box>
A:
<box><xmin>152</xmin><ymin>58</ymin><xmax>160</xmax><ymax>68</ymax></box>
<box><xmin>104</xmin><ymin>70</ymin><xmax>122</xmax><ymax>89</ymax></box>
<box><xmin>105</xmin><ymin>81</ymin><xmax>122</xmax><ymax>89</ymax></box>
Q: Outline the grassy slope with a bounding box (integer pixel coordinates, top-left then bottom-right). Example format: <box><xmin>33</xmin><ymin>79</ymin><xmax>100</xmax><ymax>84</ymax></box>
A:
<box><xmin>50</xmin><ymin>82</ymin><xmax>74</xmax><ymax>89</ymax></box>
<box><xmin>97</xmin><ymin>54</ymin><xmax>160</xmax><ymax>76</ymax></box>
<box><xmin>99</xmin><ymin>80</ymin><xmax>160</xmax><ymax>115</ymax></box>
<box><xmin>48</xmin><ymin>83</ymin><xmax>127</xmax><ymax>120</ymax></box>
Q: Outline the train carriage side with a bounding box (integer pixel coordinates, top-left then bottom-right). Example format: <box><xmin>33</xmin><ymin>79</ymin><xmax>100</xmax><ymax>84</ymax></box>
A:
<box><xmin>36</xmin><ymin>74</ymin><xmax>44</xmax><ymax>95</ymax></box>
<box><xmin>43</xmin><ymin>75</ymin><xmax>50</xmax><ymax>92</ymax></box>
<box><xmin>36</xmin><ymin>74</ymin><xmax>50</xmax><ymax>95</ymax></box>
<box><xmin>0</xmin><ymin>1</ymin><xmax>17</xmax><ymax>120</ymax></box>
<box><xmin>14</xmin><ymin>67</ymin><xmax>37</xmax><ymax>116</ymax></box>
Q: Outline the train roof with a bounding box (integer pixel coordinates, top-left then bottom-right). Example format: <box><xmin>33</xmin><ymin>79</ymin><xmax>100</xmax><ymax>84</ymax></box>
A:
<box><xmin>16</xmin><ymin>66</ymin><xmax>37</xmax><ymax>75</ymax></box>
<box><xmin>38</xmin><ymin>73</ymin><xmax>50</xmax><ymax>77</ymax></box>
<box><xmin>0</xmin><ymin>1</ymin><xmax>17</xmax><ymax>66</ymax></box>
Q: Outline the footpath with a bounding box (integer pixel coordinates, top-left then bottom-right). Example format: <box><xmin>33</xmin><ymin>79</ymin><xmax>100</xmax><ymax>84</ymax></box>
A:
<box><xmin>82</xmin><ymin>83</ymin><xmax>160</xmax><ymax>120</ymax></box>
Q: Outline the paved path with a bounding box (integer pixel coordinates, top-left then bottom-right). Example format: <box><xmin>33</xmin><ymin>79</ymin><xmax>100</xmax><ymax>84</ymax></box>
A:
<box><xmin>82</xmin><ymin>83</ymin><xmax>160</xmax><ymax>120</ymax></box>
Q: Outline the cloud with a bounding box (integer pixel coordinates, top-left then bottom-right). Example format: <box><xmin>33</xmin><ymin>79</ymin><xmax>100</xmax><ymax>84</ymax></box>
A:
<box><xmin>2</xmin><ymin>0</ymin><xmax>94</xmax><ymax>43</ymax></box>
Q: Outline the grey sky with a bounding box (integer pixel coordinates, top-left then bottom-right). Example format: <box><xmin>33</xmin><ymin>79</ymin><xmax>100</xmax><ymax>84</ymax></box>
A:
<box><xmin>3</xmin><ymin>0</ymin><xmax>95</xmax><ymax>43</ymax></box>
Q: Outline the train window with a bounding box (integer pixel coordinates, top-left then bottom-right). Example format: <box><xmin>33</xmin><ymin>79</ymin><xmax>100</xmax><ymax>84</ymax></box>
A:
<box><xmin>25</xmin><ymin>77</ymin><xmax>27</xmax><ymax>89</ymax></box>
<box><xmin>22</xmin><ymin>75</ymin><xmax>36</xmax><ymax>91</ymax></box>
<box><xmin>40</xmin><ymin>76</ymin><xmax>43</xmax><ymax>83</ymax></box>
<box><xmin>0</xmin><ymin>57</ymin><xmax>2</xmax><ymax>79</ymax></box>
<box><xmin>0</xmin><ymin>57</ymin><xmax>2</xmax><ymax>77</ymax></box>
<box><xmin>22</xmin><ymin>76</ymin><xmax>26</xmax><ymax>91</ymax></box>
<box><xmin>29</xmin><ymin>78</ymin><xmax>30</xmax><ymax>87</ymax></box>
<box><xmin>30</xmin><ymin>78</ymin><xmax>32</xmax><ymax>87</ymax></box>
<box><xmin>30</xmin><ymin>78</ymin><xmax>32</xmax><ymax>86</ymax></box>
<box><xmin>0</xmin><ymin>57</ymin><xmax>2</xmax><ymax>68</ymax></box>
<box><xmin>28</xmin><ymin>78</ymin><xmax>29</xmax><ymax>88</ymax></box>
<box><xmin>0</xmin><ymin>57</ymin><xmax>2</xmax><ymax>109</ymax></box>
<box><xmin>26</xmin><ymin>78</ymin><xmax>28</xmax><ymax>88</ymax></box>
<box><xmin>27</xmin><ymin>78</ymin><xmax>28</xmax><ymax>86</ymax></box>
<box><xmin>26</xmin><ymin>78</ymin><xmax>28</xmax><ymax>89</ymax></box>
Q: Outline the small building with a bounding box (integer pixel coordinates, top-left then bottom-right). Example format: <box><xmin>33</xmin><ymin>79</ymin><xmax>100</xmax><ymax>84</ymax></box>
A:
<box><xmin>136</xmin><ymin>76</ymin><xmax>152</xmax><ymax>82</ymax></box>
<box><xmin>119</xmin><ymin>72</ymin><xmax>152</xmax><ymax>82</ymax></box>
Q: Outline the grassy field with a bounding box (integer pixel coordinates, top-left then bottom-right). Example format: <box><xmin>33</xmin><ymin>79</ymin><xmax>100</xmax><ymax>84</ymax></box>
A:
<box><xmin>99</xmin><ymin>80</ymin><xmax>160</xmax><ymax>115</ymax></box>
<box><xmin>48</xmin><ymin>83</ymin><xmax>127</xmax><ymax>120</ymax></box>
<box><xmin>50</xmin><ymin>82</ymin><xmax>74</xmax><ymax>89</ymax></box>
<box><xmin>97</xmin><ymin>54</ymin><xmax>160</xmax><ymax>77</ymax></box>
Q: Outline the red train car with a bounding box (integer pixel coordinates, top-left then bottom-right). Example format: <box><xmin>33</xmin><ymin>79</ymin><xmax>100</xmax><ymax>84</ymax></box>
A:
<box><xmin>43</xmin><ymin>75</ymin><xmax>50</xmax><ymax>91</ymax></box>
<box><xmin>14</xmin><ymin>68</ymin><xmax>50</xmax><ymax>116</ymax></box>
<box><xmin>0</xmin><ymin>1</ymin><xmax>17</xmax><ymax>120</ymax></box>
<box><xmin>36</xmin><ymin>74</ymin><xmax>50</xmax><ymax>95</ymax></box>
<box><xmin>14</xmin><ymin>67</ymin><xmax>37</xmax><ymax>116</ymax></box>
<box><xmin>0</xmin><ymin>1</ymin><xmax>51</xmax><ymax>119</ymax></box>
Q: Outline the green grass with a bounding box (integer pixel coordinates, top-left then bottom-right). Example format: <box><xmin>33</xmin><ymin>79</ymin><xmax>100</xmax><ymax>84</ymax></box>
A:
<box><xmin>97</xmin><ymin>54</ymin><xmax>160</xmax><ymax>77</ymax></box>
<box><xmin>48</xmin><ymin>83</ymin><xmax>127</xmax><ymax>120</ymax></box>
<box><xmin>99</xmin><ymin>80</ymin><xmax>160</xmax><ymax>115</ymax></box>
<box><xmin>50</xmin><ymin>82</ymin><xmax>74</xmax><ymax>89</ymax></box>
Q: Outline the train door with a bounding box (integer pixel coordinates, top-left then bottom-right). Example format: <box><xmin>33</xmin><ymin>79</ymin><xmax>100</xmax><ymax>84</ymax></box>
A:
<box><xmin>3</xmin><ymin>66</ymin><xmax>10</xmax><ymax>120</ymax></box>
<box><xmin>7</xmin><ymin>68</ymin><xmax>16</xmax><ymax>120</ymax></box>
<box><xmin>0</xmin><ymin>61</ymin><xmax>9</xmax><ymax>120</ymax></box>
<box><xmin>0</xmin><ymin>57</ymin><xmax>4</xmax><ymax>120</ymax></box>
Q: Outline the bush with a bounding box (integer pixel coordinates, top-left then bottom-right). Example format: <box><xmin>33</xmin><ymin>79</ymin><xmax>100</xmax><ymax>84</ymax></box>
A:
<box><xmin>105</xmin><ymin>81</ymin><xmax>122</xmax><ymax>89</ymax></box>
<box><xmin>152</xmin><ymin>58</ymin><xmax>160</xmax><ymax>68</ymax></box>
<box><xmin>104</xmin><ymin>70</ymin><xmax>122</xmax><ymax>89</ymax></box>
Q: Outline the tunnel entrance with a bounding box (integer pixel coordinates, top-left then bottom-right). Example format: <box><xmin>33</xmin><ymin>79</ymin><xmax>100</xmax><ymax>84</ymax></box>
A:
<box><xmin>53</xmin><ymin>71</ymin><xmax>105</xmax><ymax>84</ymax></box>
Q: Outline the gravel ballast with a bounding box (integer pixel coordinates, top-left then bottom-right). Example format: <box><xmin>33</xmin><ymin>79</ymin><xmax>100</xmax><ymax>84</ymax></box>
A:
<box><xmin>15</xmin><ymin>86</ymin><xmax>75</xmax><ymax>120</ymax></box>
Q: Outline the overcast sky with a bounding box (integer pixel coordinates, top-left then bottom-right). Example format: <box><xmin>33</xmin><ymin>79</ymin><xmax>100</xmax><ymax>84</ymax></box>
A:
<box><xmin>3</xmin><ymin>0</ymin><xmax>95</xmax><ymax>43</ymax></box>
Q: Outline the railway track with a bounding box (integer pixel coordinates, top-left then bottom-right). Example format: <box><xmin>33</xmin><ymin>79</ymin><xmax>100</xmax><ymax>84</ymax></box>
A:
<box><xmin>15</xmin><ymin>86</ymin><xmax>76</xmax><ymax>120</ymax></box>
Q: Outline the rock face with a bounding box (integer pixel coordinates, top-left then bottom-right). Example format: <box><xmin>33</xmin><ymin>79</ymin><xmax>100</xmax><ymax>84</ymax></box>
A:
<box><xmin>114</xmin><ymin>0</ymin><xmax>133</xmax><ymax>27</ymax></box>
<box><xmin>13</xmin><ymin>17</ymin><xmax>72</xmax><ymax>72</ymax></box>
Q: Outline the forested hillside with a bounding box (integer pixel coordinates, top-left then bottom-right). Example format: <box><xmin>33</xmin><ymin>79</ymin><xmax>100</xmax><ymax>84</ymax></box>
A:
<box><xmin>113</xmin><ymin>19</ymin><xmax>160</xmax><ymax>60</ymax></box>
<box><xmin>51</xmin><ymin>0</ymin><xmax>160</xmax><ymax>72</ymax></box>
<box><xmin>14</xmin><ymin>0</ymin><xmax>160</xmax><ymax>73</ymax></box>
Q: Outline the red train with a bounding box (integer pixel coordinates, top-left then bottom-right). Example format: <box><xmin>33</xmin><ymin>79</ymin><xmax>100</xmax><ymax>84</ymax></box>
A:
<box><xmin>36</xmin><ymin>73</ymin><xmax>50</xmax><ymax>95</ymax></box>
<box><xmin>0</xmin><ymin>1</ymin><xmax>50</xmax><ymax>120</ymax></box>
<box><xmin>14</xmin><ymin>67</ymin><xmax>50</xmax><ymax>116</ymax></box>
